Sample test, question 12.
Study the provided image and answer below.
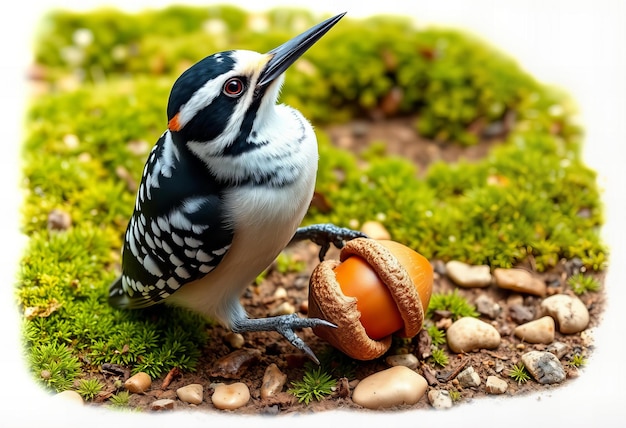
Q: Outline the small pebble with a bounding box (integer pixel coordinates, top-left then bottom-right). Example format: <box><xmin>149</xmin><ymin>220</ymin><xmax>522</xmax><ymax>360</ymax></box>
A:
<box><xmin>352</xmin><ymin>366</ymin><xmax>427</xmax><ymax>409</ymax></box>
<box><xmin>176</xmin><ymin>384</ymin><xmax>204</xmax><ymax>405</ymax></box>
<box><xmin>509</xmin><ymin>304</ymin><xmax>535</xmax><ymax>324</ymax></box>
<box><xmin>521</xmin><ymin>351</ymin><xmax>566</xmax><ymax>384</ymax></box>
<box><xmin>427</xmin><ymin>389</ymin><xmax>452</xmax><ymax>409</ymax></box>
<box><xmin>53</xmin><ymin>390</ymin><xmax>84</xmax><ymax>405</ymax></box>
<box><xmin>273</xmin><ymin>286</ymin><xmax>288</xmax><ymax>299</ymax></box>
<box><xmin>446</xmin><ymin>261</ymin><xmax>492</xmax><ymax>288</ymax></box>
<box><xmin>546</xmin><ymin>341</ymin><xmax>569</xmax><ymax>359</ymax></box>
<box><xmin>150</xmin><ymin>398</ymin><xmax>175</xmax><ymax>411</ymax></box>
<box><xmin>124</xmin><ymin>372</ymin><xmax>151</xmax><ymax>393</ymax></box>
<box><xmin>474</xmin><ymin>294</ymin><xmax>502</xmax><ymax>319</ymax></box>
<box><xmin>224</xmin><ymin>332</ymin><xmax>245</xmax><ymax>349</ymax></box>
<box><xmin>540</xmin><ymin>294</ymin><xmax>589</xmax><ymax>334</ymax></box>
<box><xmin>260</xmin><ymin>363</ymin><xmax>287</xmax><ymax>400</ymax></box>
<box><xmin>210</xmin><ymin>349</ymin><xmax>261</xmax><ymax>379</ymax></box>
<box><xmin>63</xmin><ymin>134</ymin><xmax>80</xmax><ymax>149</ymax></box>
<box><xmin>514</xmin><ymin>316</ymin><xmax>555</xmax><ymax>344</ymax></box>
<box><xmin>299</xmin><ymin>300</ymin><xmax>309</xmax><ymax>314</ymax></box>
<box><xmin>360</xmin><ymin>221</ymin><xmax>391</xmax><ymax>240</ymax></box>
<box><xmin>385</xmin><ymin>353</ymin><xmax>419</xmax><ymax>370</ymax></box>
<box><xmin>493</xmin><ymin>268</ymin><xmax>546</xmax><ymax>296</ymax></box>
<box><xmin>269</xmin><ymin>301</ymin><xmax>296</xmax><ymax>316</ymax></box>
<box><xmin>485</xmin><ymin>376</ymin><xmax>508</xmax><ymax>394</ymax></box>
<box><xmin>211</xmin><ymin>382</ymin><xmax>251</xmax><ymax>410</ymax></box>
<box><xmin>446</xmin><ymin>317</ymin><xmax>501</xmax><ymax>353</ymax></box>
<box><xmin>456</xmin><ymin>366</ymin><xmax>481</xmax><ymax>388</ymax></box>
<box><xmin>47</xmin><ymin>209</ymin><xmax>72</xmax><ymax>231</ymax></box>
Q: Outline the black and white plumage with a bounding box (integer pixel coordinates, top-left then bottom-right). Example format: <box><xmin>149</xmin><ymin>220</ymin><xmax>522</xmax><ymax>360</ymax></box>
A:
<box><xmin>109</xmin><ymin>13</ymin><xmax>364</xmax><ymax>362</ymax></box>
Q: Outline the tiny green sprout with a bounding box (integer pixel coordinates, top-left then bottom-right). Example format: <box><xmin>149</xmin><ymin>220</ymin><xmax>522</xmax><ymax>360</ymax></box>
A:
<box><xmin>109</xmin><ymin>390</ymin><xmax>131</xmax><ymax>407</ymax></box>
<box><xmin>427</xmin><ymin>325</ymin><xmax>446</xmax><ymax>347</ymax></box>
<box><xmin>430</xmin><ymin>347</ymin><xmax>449</xmax><ymax>367</ymax></box>
<box><xmin>76</xmin><ymin>378</ymin><xmax>104</xmax><ymax>400</ymax></box>
<box><xmin>569</xmin><ymin>353</ymin><xmax>587</xmax><ymax>368</ymax></box>
<box><xmin>567</xmin><ymin>273</ymin><xmax>601</xmax><ymax>295</ymax></box>
<box><xmin>508</xmin><ymin>362</ymin><xmax>531</xmax><ymax>384</ymax></box>
<box><xmin>288</xmin><ymin>366</ymin><xmax>336</xmax><ymax>405</ymax></box>
<box><xmin>448</xmin><ymin>389</ymin><xmax>461</xmax><ymax>402</ymax></box>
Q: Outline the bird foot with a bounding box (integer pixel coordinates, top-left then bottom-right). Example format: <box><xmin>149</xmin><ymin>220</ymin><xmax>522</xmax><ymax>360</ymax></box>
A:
<box><xmin>231</xmin><ymin>314</ymin><xmax>335</xmax><ymax>364</ymax></box>
<box><xmin>291</xmin><ymin>223</ymin><xmax>367</xmax><ymax>261</ymax></box>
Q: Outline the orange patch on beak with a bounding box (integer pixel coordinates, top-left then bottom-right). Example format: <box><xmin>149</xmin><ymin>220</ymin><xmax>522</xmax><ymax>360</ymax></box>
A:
<box><xmin>168</xmin><ymin>113</ymin><xmax>181</xmax><ymax>131</ymax></box>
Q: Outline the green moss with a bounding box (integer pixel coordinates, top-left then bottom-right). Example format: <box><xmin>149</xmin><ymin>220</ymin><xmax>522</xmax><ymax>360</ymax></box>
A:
<box><xmin>426</xmin><ymin>290</ymin><xmax>479</xmax><ymax>320</ymax></box>
<box><xmin>20</xmin><ymin>6</ymin><xmax>606</xmax><ymax>391</ymax></box>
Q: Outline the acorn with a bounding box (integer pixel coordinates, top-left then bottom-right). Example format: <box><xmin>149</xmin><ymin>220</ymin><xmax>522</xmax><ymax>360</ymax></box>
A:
<box><xmin>308</xmin><ymin>238</ymin><xmax>433</xmax><ymax>360</ymax></box>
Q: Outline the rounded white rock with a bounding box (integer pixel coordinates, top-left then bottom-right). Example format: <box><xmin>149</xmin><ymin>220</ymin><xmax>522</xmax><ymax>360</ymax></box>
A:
<box><xmin>514</xmin><ymin>316</ymin><xmax>555</xmax><ymax>344</ymax></box>
<box><xmin>385</xmin><ymin>353</ymin><xmax>419</xmax><ymax>370</ymax></box>
<box><xmin>493</xmin><ymin>268</ymin><xmax>546</xmax><ymax>296</ymax></box>
<box><xmin>52</xmin><ymin>390</ymin><xmax>84</xmax><ymax>405</ymax></box>
<box><xmin>446</xmin><ymin>261</ymin><xmax>492</xmax><ymax>288</ymax></box>
<box><xmin>485</xmin><ymin>376</ymin><xmax>508</xmax><ymax>394</ymax></box>
<box><xmin>447</xmin><ymin>317</ymin><xmax>501</xmax><ymax>353</ymax></box>
<box><xmin>124</xmin><ymin>372</ymin><xmax>152</xmax><ymax>393</ymax></box>
<box><xmin>176</xmin><ymin>383</ymin><xmax>204</xmax><ymax>405</ymax></box>
<box><xmin>427</xmin><ymin>389</ymin><xmax>452</xmax><ymax>409</ymax></box>
<box><xmin>211</xmin><ymin>382</ymin><xmax>250</xmax><ymax>410</ymax></box>
<box><xmin>540</xmin><ymin>294</ymin><xmax>589</xmax><ymax>334</ymax></box>
<box><xmin>352</xmin><ymin>366</ymin><xmax>427</xmax><ymax>409</ymax></box>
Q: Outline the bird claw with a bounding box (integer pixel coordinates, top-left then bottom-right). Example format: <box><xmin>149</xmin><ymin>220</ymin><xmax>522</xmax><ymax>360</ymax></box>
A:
<box><xmin>291</xmin><ymin>223</ymin><xmax>368</xmax><ymax>261</ymax></box>
<box><xmin>231</xmin><ymin>313</ymin><xmax>336</xmax><ymax>364</ymax></box>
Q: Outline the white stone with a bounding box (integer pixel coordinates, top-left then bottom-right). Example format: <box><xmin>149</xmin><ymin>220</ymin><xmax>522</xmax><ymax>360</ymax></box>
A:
<box><xmin>540</xmin><ymin>294</ymin><xmax>589</xmax><ymax>334</ymax></box>
<box><xmin>360</xmin><ymin>221</ymin><xmax>391</xmax><ymax>240</ymax></box>
<box><xmin>456</xmin><ymin>366</ymin><xmax>481</xmax><ymax>388</ymax></box>
<box><xmin>211</xmin><ymin>382</ymin><xmax>250</xmax><ymax>410</ymax></box>
<box><xmin>485</xmin><ymin>376</ymin><xmax>508</xmax><ymax>394</ymax></box>
<box><xmin>352</xmin><ymin>366</ymin><xmax>427</xmax><ymax>409</ymax></box>
<box><xmin>514</xmin><ymin>316</ymin><xmax>555</xmax><ymax>344</ymax></box>
<box><xmin>446</xmin><ymin>317</ymin><xmax>501</xmax><ymax>353</ymax></box>
<box><xmin>446</xmin><ymin>261</ymin><xmax>492</xmax><ymax>288</ymax></box>
<box><xmin>52</xmin><ymin>390</ymin><xmax>84</xmax><ymax>405</ymax></box>
<box><xmin>385</xmin><ymin>353</ymin><xmax>419</xmax><ymax>370</ymax></box>
<box><xmin>269</xmin><ymin>301</ymin><xmax>296</xmax><ymax>316</ymax></box>
<box><xmin>260</xmin><ymin>363</ymin><xmax>287</xmax><ymax>400</ymax></box>
<box><xmin>224</xmin><ymin>332</ymin><xmax>245</xmax><ymax>349</ymax></box>
<box><xmin>427</xmin><ymin>389</ymin><xmax>452</xmax><ymax>409</ymax></box>
<box><xmin>176</xmin><ymin>384</ymin><xmax>204</xmax><ymax>405</ymax></box>
<box><xmin>150</xmin><ymin>398</ymin><xmax>175</xmax><ymax>411</ymax></box>
<box><xmin>124</xmin><ymin>372</ymin><xmax>151</xmax><ymax>393</ymax></box>
<box><xmin>546</xmin><ymin>341</ymin><xmax>569</xmax><ymax>359</ymax></box>
<box><xmin>521</xmin><ymin>351</ymin><xmax>566</xmax><ymax>384</ymax></box>
<box><xmin>493</xmin><ymin>268</ymin><xmax>546</xmax><ymax>296</ymax></box>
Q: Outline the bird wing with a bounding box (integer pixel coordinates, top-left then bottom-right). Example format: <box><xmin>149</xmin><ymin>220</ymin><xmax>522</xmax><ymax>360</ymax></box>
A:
<box><xmin>109</xmin><ymin>132</ymin><xmax>234</xmax><ymax>309</ymax></box>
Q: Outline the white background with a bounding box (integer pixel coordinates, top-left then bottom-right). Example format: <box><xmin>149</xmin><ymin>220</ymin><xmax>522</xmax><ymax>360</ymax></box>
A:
<box><xmin>1</xmin><ymin>1</ymin><xmax>625</xmax><ymax>426</ymax></box>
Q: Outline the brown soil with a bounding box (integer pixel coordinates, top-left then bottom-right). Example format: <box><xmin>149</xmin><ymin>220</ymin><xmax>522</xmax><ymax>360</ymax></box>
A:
<box><xmin>90</xmin><ymin>117</ymin><xmax>604</xmax><ymax>414</ymax></box>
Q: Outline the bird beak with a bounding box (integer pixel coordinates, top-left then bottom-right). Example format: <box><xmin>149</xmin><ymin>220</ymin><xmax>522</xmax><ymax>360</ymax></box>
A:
<box><xmin>257</xmin><ymin>12</ymin><xmax>346</xmax><ymax>87</ymax></box>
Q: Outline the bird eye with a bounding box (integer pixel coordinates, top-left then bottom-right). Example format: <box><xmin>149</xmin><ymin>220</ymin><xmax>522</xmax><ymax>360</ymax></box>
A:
<box><xmin>223</xmin><ymin>78</ymin><xmax>245</xmax><ymax>97</ymax></box>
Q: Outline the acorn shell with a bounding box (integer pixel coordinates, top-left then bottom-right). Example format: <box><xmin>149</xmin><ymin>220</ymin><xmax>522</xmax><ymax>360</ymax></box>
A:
<box><xmin>308</xmin><ymin>238</ymin><xmax>427</xmax><ymax>360</ymax></box>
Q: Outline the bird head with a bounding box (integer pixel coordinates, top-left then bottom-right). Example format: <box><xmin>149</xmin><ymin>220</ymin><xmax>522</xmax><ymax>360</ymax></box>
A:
<box><xmin>165</xmin><ymin>12</ymin><xmax>345</xmax><ymax>152</ymax></box>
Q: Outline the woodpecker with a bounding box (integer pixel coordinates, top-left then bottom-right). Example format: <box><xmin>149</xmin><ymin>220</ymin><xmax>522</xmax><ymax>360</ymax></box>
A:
<box><xmin>108</xmin><ymin>13</ymin><xmax>364</xmax><ymax>362</ymax></box>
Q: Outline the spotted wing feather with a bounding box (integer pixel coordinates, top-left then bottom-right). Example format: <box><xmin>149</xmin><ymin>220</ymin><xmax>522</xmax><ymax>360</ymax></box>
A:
<box><xmin>109</xmin><ymin>131</ymin><xmax>233</xmax><ymax>308</ymax></box>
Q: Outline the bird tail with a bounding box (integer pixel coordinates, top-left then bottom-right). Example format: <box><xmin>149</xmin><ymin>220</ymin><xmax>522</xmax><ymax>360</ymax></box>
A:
<box><xmin>108</xmin><ymin>276</ymin><xmax>132</xmax><ymax>308</ymax></box>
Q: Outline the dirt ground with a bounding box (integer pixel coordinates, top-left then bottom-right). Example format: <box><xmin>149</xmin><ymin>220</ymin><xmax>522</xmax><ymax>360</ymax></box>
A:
<box><xmin>90</xmin><ymin>117</ymin><xmax>604</xmax><ymax>414</ymax></box>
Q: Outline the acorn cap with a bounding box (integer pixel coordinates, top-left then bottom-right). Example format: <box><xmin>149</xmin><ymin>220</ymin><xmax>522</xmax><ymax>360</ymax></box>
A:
<box><xmin>308</xmin><ymin>238</ymin><xmax>425</xmax><ymax>360</ymax></box>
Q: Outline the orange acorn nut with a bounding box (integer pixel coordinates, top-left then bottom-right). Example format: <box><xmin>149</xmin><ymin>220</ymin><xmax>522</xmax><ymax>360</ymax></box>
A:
<box><xmin>308</xmin><ymin>238</ymin><xmax>433</xmax><ymax>360</ymax></box>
